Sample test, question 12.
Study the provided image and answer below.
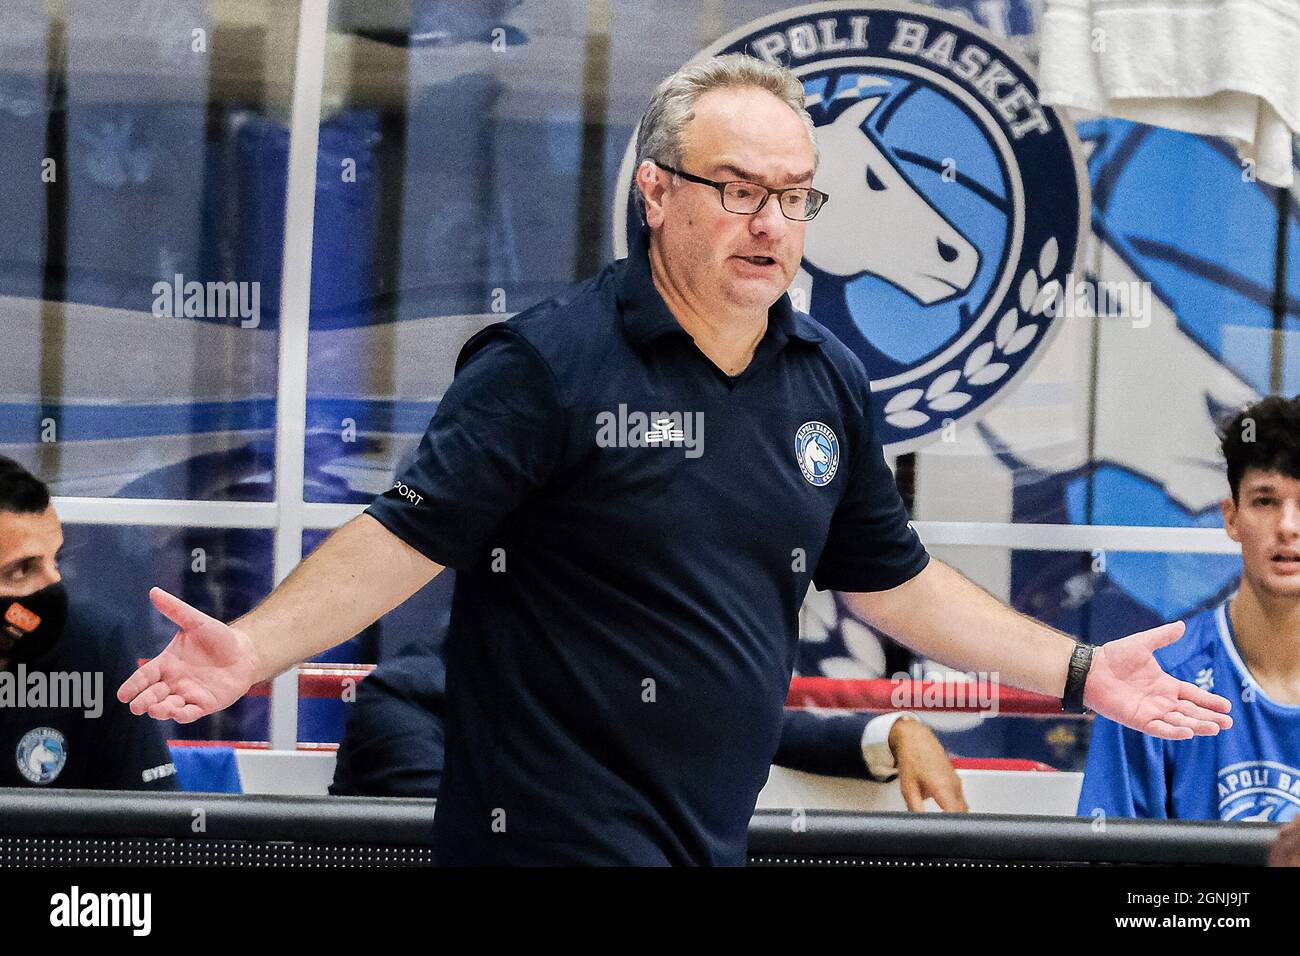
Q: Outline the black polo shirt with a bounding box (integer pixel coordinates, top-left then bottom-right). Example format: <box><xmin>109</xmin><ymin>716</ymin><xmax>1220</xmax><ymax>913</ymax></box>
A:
<box><xmin>364</xmin><ymin>225</ymin><xmax>928</xmax><ymax>865</ymax></box>
<box><xmin>0</xmin><ymin>601</ymin><xmax>179</xmax><ymax>791</ymax></box>
<box><xmin>329</xmin><ymin>640</ymin><xmax>447</xmax><ymax>799</ymax></box>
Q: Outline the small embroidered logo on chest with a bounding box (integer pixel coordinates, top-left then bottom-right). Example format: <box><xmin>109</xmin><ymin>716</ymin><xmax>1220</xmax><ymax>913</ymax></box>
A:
<box><xmin>795</xmin><ymin>422</ymin><xmax>840</xmax><ymax>487</ymax></box>
<box><xmin>16</xmin><ymin>727</ymin><xmax>66</xmax><ymax>785</ymax></box>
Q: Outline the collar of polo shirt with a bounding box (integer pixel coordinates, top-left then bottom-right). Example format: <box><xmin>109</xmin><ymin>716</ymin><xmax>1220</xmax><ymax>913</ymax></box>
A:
<box><xmin>616</xmin><ymin>223</ymin><xmax>824</xmax><ymax>352</ymax></box>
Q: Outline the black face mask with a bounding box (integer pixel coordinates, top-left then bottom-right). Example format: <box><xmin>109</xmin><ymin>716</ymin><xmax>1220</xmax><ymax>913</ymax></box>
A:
<box><xmin>0</xmin><ymin>581</ymin><xmax>69</xmax><ymax>667</ymax></box>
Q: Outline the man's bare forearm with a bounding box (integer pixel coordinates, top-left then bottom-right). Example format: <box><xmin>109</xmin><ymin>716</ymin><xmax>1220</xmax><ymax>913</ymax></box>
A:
<box><xmin>841</xmin><ymin>559</ymin><xmax>1075</xmax><ymax>697</ymax></box>
<box><xmin>232</xmin><ymin>514</ymin><xmax>443</xmax><ymax>681</ymax></box>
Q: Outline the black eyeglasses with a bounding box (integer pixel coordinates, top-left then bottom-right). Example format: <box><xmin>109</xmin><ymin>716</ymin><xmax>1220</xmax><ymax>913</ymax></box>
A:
<box><xmin>654</xmin><ymin>161</ymin><xmax>828</xmax><ymax>221</ymax></box>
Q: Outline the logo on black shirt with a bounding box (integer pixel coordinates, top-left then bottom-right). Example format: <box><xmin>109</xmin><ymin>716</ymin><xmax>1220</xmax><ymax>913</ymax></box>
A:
<box><xmin>795</xmin><ymin>421</ymin><xmax>839</xmax><ymax>486</ymax></box>
<box><xmin>595</xmin><ymin>404</ymin><xmax>705</xmax><ymax>458</ymax></box>
<box><xmin>16</xmin><ymin>726</ymin><xmax>66</xmax><ymax>784</ymax></box>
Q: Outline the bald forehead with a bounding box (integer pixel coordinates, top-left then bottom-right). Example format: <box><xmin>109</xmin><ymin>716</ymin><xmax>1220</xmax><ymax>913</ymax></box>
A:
<box><xmin>681</xmin><ymin>86</ymin><xmax>816</xmax><ymax>183</ymax></box>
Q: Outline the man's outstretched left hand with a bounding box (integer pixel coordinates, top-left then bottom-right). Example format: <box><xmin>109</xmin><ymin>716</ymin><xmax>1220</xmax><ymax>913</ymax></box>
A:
<box><xmin>1085</xmin><ymin>622</ymin><xmax>1233</xmax><ymax>740</ymax></box>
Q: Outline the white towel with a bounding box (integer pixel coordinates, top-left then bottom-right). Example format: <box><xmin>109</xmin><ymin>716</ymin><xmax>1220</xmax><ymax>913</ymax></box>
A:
<box><xmin>1038</xmin><ymin>0</ymin><xmax>1300</xmax><ymax>187</ymax></box>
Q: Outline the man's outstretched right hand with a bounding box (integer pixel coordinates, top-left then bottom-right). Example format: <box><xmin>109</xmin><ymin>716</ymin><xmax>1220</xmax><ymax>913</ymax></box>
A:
<box><xmin>116</xmin><ymin>587</ymin><xmax>263</xmax><ymax>724</ymax></box>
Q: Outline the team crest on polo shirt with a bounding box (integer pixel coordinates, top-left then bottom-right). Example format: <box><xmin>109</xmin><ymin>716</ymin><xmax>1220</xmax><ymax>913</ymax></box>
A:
<box><xmin>16</xmin><ymin>727</ymin><xmax>66</xmax><ymax>785</ymax></box>
<box><xmin>795</xmin><ymin>421</ymin><xmax>839</xmax><ymax>486</ymax></box>
<box><xmin>1218</xmin><ymin>760</ymin><xmax>1300</xmax><ymax>822</ymax></box>
<box><xmin>613</xmin><ymin>2</ymin><xmax>1088</xmax><ymax>454</ymax></box>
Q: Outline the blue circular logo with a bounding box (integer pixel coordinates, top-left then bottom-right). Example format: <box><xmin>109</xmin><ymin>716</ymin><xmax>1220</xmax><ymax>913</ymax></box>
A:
<box><xmin>1218</xmin><ymin>761</ymin><xmax>1300</xmax><ymax>823</ymax></box>
<box><xmin>16</xmin><ymin>727</ymin><xmax>66</xmax><ymax>785</ymax></box>
<box><xmin>614</xmin><ymin>2</ymin><xmax>1089</xmax><ymax>454</ymax></box>
<box><xmin>795</xmin><ymin>421</ymin><xmax>840</xmax><ymax>486</ymax></box>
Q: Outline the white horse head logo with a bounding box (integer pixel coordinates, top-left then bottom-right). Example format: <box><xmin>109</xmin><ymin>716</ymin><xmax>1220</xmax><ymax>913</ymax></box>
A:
<box><xmin>801</xmin><ymin>435</ymin><xmax>831</xmax><ymax>476</ymax></box>
<box><xmin>26</xmin><ymin>740</ymin><xmax>59</xmax><ymax>776</ymax></box>
<box><xmin>802</xmin><ymin>95</ymin><xmax>980</xmax><ymax>305</ymax></box>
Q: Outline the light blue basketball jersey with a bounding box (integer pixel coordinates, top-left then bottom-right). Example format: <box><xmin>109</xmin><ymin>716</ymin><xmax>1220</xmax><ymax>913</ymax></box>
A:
<box><xmin>1078</xmin><ymin>603</ymin><xmax>1300</xmax><ymax>821</ymax></box>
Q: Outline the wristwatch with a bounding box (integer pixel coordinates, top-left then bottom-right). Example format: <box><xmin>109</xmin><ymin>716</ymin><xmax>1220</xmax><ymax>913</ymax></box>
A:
<box><xmin>1062</xmin><ymin>641</ymin><xmax>1094</xmax><ymax>713</ymax></box>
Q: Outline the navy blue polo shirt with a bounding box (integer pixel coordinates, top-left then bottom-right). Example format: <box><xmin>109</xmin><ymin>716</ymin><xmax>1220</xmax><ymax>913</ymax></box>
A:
<box><xmin>1</xmin><ymin>601</ymin><xmax>179</xmax><ymax>791</ymax></box>
<box><xmin>364</xmin><ymin>225</ymin><xmax>928</xmax><ymax>865</ymax></box>
<box><xmin>329</xmin><ymin>640</ymin><xmax>447</xmax><ymax>799</ymax></box>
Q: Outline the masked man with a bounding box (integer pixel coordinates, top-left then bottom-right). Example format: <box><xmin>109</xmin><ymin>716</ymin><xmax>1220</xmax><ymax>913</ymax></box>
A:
<box><xmin>0</xmin><ymin>456</ymin><xmax>177</xmax><ymax>790</ymax></box>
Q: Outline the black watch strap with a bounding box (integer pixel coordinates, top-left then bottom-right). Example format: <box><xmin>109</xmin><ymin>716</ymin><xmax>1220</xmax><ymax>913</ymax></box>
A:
<box><xmin>1062</xmin><ymin>641</ymin><xmax>1094</xmax><ymax>713</ymax></box>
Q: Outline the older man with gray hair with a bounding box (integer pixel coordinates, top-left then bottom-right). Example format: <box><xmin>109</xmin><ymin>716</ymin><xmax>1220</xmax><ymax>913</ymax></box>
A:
<box><xmin>119</xmin><ymin>54</ymin><xmax>1231</xmax><ymax>866</ymax></box>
